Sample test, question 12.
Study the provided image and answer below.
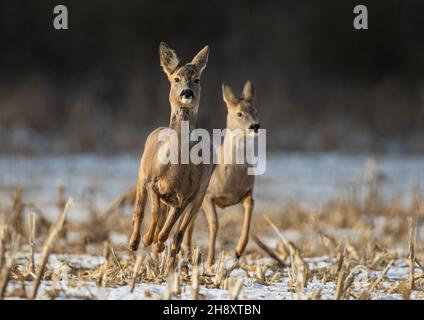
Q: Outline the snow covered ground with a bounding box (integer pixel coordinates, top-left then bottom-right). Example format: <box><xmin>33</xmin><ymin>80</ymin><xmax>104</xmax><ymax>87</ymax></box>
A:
<box><xmin>1</xmin><ymin>152</ymin><xmax>423</xmax><ymax>300</ymax></box>
<box><xmin>1</xmin><ymin>152</ymin><xmax>423</xmax><ymax>219</ymax></box>
<box><xmin>5</xmin><ymin>253</ymin><xmax>423</xmax><ymax>300</ymax></box>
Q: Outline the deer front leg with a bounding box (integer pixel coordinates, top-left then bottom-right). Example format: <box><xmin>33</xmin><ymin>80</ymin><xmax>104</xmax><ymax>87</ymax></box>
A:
<box><xmin>152</xmin><ymin>204</ymin><xmax>167</xmax><ymax>253</ymax></box>
<box><xmin>156</xmin><ymin>202</ymin><xmax>187</xmax><ymax>251</ymax></box>
<box><xmin>235</xmin><ymin>194</ymin><xmax>254</xmax><ymax>258</ymax></box>
<box><xmin>129</xmin><ymin>184</ymin><xmax>147</xmax><ymax>251</ymax></box>
<box><xmin>203</xmin><ymin>197</ymin><xmax>218</xmax><ymax>269</ymax></box>
<box><xmin>143</xmin><ymin>186</ymin><xmax>160</xmax><ymax>247</ymax></box>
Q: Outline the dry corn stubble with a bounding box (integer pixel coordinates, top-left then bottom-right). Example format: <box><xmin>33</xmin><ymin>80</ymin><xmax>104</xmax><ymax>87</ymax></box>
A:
<box><xmin>0</xmin><ymin>166</ymin><xmax>423</xmax><ymax>300</ymax></box>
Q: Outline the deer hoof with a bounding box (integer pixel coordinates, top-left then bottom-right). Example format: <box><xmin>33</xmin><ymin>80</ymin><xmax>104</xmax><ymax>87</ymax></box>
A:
<box><xmin>129</xmin><ymin>235</ymin><xmax>140</xmax><ymax>251</ymax></box>
<box><xmin>155</xmin><ymin>242</ymin><xmax>165</xmax><ymax>253</ymax></box>
<box><xmin>235</xmin><ymin>251</ymin><xmax>241</xmax><ymax>259</ymax></box>
<box><xmin>143</xmin><ymin>234</ymin><xmax>153</xmax><ymax>247</ymax></box>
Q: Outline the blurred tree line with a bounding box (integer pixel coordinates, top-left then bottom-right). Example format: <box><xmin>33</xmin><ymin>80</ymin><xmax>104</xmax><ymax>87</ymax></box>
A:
<box><xmin>0</xmin><ymin>0</ymin><xmax>423</xmax><ymax>153</ymax></box>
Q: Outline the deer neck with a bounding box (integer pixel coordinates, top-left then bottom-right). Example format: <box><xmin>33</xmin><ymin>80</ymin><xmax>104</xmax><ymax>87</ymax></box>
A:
<box><xmin>221</xmin><ymin>128</ymin><xmax>248</xmax><ymax>165</ymax></box>
<box><xmin>169</xmin><ymin>105</ymin><xmax>198</xmax><ymax>133</ymax></box>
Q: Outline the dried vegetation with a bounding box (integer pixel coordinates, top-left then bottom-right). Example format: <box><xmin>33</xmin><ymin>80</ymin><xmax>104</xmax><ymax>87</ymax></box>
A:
<box><xmin>0</xmin><ymin>165</ymin><xmax>423</xmax><ymax>300</ymax></box>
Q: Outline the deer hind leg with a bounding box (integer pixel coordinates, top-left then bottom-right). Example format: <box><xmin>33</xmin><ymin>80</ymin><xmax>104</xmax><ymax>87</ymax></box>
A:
<box><xmin>166</xmin><ymin>203</ymin><xmax>199</xmax><ymax>273</ymax></box>
<box><xmin>235</xmin><ymin>194</ymin><xmax>254</xmax><ymax>258</ymax></box>
<box><xmin>152</xmin><ymin>204</ymin><xmax>167</xmax><ymax>253</ymax></box>
<box><xmin>143</xmin><ymin>185</ymin><xmax>160</xmax><ymax>247</ymax></box>
<box><xmin>182</xmin><ymin>211</ymin><xmax>198</xmax><ymax>254</ymax></box>
<box><xmin>203</xmin><ymin>197</ymin><xmax>218</xmax><ymax>269</ymax></box>
<box><xmin>129</xmin><ymin>183</ymin><xmax>147</xmax><ymax>251</ymax></box>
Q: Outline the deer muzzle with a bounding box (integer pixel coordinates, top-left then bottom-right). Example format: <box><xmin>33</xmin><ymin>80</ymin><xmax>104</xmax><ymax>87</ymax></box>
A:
<box><xmin>180</xmin><ymin>89</ymin><xmax>194</xmax><ymax>104</ymax></box>
<box><xmin>249</xmin><ymin>123</ymin><xmax>260</xmax><ymax>133</ymax></box>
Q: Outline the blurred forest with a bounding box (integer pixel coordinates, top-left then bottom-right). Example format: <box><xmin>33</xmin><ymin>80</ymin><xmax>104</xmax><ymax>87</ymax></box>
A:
<box><xmin>0</xmin><ymin>0</ymin><xmax>424</xmax><ymax>154</ymax></box>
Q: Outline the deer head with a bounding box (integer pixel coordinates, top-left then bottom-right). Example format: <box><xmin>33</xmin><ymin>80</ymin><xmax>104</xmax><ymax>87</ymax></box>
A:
<box><xmin>159</xmin><ymin>42</ymin><xmax>209</xmax><ymax>109</ymax></box>
<box><xmin>222</xmin><ymin>81</ymin><xmax>260</xmax><ymax>133</ymax></box>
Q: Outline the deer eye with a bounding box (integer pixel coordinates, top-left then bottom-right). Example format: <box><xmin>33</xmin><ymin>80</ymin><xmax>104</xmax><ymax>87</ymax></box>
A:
<box><xmin>174</xmin><ymin>77</ymin><xmax>180</xmax><ymax>83</ymax></box>
<box><xmin>194</xmin><ymin>79</ymin><xmax>200</xmax><ymax>84</ymax></box>
<box><xmin>237</xmin><ymin>112</ymin><xmax>243</xmax><ymax>118</ymax></box>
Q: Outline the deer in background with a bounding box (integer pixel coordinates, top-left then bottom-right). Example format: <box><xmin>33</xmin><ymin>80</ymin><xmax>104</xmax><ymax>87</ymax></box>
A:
<box><xmin>184</xmin><ymin>81</ymin><xmax>260</xmax><ymax>268</ymax></box>
<box><xmin>129</xmin><ymin>42</ymin><xmax>214</xmax><ymax>272</ymax></box>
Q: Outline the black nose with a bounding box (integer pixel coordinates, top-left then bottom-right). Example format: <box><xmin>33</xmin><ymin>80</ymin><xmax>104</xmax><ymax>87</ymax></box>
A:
<box><xmin>249</xmin><ymin>124</ymin><xmax>260</xmax><ymax>132</ymax></box>
<box><xmin>180</xmin><ymin>89</ymin><xmax>194</xmax><ymax>99</ymax></box>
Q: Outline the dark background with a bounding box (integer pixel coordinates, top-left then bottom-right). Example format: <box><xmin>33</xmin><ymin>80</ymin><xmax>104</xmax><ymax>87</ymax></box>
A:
<box><xmin>1</xmin><ymin>0</ymin><xmax>423</xmax><ymax>154</ymax></box>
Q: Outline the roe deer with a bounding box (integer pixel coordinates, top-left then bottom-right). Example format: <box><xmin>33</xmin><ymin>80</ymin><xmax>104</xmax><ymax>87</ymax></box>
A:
<box><xmin>129</xmin><ymin>42</ymin><xmax>214</xmax><ymax>272</ymax></box>
<box><xmin>184</xmin><ymin>81</ymin><xmax>260</xmax><ymax>268</ymax></box>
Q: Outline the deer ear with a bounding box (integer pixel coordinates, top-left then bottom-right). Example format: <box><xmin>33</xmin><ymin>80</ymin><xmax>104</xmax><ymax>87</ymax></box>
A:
<box><xmin>242</xmin><ymin>80</ymin><xmax>255</xmax><ymax>101</ymax></box>
<box><xmin>222</xmin><ymin>82</ymin><xmax>238</xmax><ymax>106</ymax></box>
<box><xmin>191</xmin><ymin>45</ymin><xmax>209</xmax><ymax>75</ymax></box>
<box><xmin>159</xmin><ymin>42</ymin><xmax>180</xmax><ymax>76</ymax></box>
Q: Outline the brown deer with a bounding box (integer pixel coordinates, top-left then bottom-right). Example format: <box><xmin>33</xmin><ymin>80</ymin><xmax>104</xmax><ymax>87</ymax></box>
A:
<box><xmin>184</xmin><ymin>81</ymin><xmax>260</xmax><ymax>268</ymax></box>
<box><xmin>128</xmin><ymin>42</ymin><xmax>214</xmax><ymax>272</ymax></box>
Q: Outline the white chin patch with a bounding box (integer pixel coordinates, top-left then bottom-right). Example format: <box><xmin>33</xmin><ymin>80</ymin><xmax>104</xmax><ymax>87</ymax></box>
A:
<box><xmin>181</xmin><ymin>97</ymin><xmax>192</xmax><ymax>104</ymax></box>
<box><xmin>249</xmin><ymin>131</ymin><xmax>258</xmax><ymax>137</ymax></box>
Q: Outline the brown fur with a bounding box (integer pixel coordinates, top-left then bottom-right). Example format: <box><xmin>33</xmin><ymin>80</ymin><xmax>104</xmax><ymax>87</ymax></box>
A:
<box><xmin>129</xmin><ymin>42</ymin><xmax>214</xmax><ymax>272</ymax></box>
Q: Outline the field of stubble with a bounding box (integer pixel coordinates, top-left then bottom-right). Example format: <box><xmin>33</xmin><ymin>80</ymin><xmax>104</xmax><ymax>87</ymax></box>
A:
<box><xmin>0</xmin><ymin>153</ymin><xmax>424</xmax><ymax>300</ymax></box>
